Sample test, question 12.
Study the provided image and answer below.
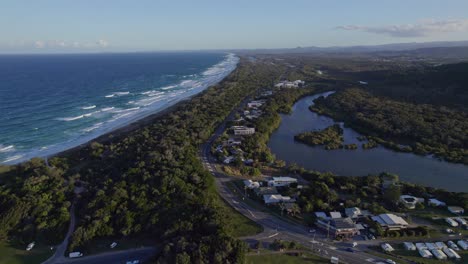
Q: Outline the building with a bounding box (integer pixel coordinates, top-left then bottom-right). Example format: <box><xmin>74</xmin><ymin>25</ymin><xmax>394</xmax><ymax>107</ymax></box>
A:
<box><xmin>381</xmin><ymin>243</ymin><xmax>394</xmax><ymax>252</ymax></box>
<box><xmin>447</xmin><ymin>206</ymin><xmax>465</xmax><ymax>215</ymax></box>
<box><xmin>314</xmin><ymin>212</ymin><xmax>329</xmax><ymax>220</ymax></box>
<box><xmin>399</xmin><ymin>195</ymin><xmax>424</xmax><ymax>209</ymax></box>
<box><xmin>247</xmin><ymin>100</ymin><xmax>266</xmax><ymax>108</ymax></box>
<box><xmin>232</xmin><ymin>126</ymin><xmax>255</xmax><ymax>136</ymax></box>
<box><xmin>454</xmin><ymin>217</ymin><xmax>467</xmax><ymax>225</ymax></box>
<box><xmin>371</xmin><ymin>214</ymin><xmax>409</xmax><ymax>230</ymax></box>
<box><xmin>243</xmin><ymin>180</ymin><xmax>260</xmax><ymax>189</ymax></box>
<box><xmin>274</xmin><ymin>80</ymin><xmax>305</xmax><ymax>88</ymax></box>
<box><xmin>431</xmin><ymin>249</ymin><xmax>447</xmax><ymax>260</ymax></box>
<box><xmin>428</xmin><ymin>198</ymin><xmax>446</xmax><ymax>207</ymax></box>
<box><xmin>330</xmin><ymin>211</ymin><xmax>342</xmax><ymax>219</ymax></box>
<box><xmin>403</xmin><ymin>242</ymin><xmax>416</xmax><ymax>251</ymax></box>
<box><xmin>254</xmin><ymin>186</ymin><xmax>278</xmax><ymax>196</ymax></box>
<box><xmin>445</xmin><ymin>218</ymin><xmax>459</xmax><ymax>227</ymax></box>
<box><xmin>263</xmin><ymin>194</ymin><xmax>295</xmax><ymax>204</ymax></box>
<box><xmin>418</xmin><ymin>249</ymin><xmax>433</xmax><ymax>258</ymax></box>
<box><xmin>345</xmin><ymin>207</ymin><xmax>362</xmax><ymax>219</ymax></box>
<box><xmin>442</xmin><ymin>248</ymin><xmax>461</xmax><ymax>259</ymax></box>
<box><xmin>267</xmin><ymin>176</ymin><xmax>298</xmax><ymax>187</ymax></box>
<box><xmin>223</xmin><ymin>156</ymin><xmax>235</xmax><ymax>164</ymax></box>
<box><xmin>316</xmin><ymin>217</ymin><xmax>358</xmax><ymax>239</ymax></box>
<box><xmin>435</xmin><ymin>242</ymin><xmax>447</xmax><ymax>249</ymax></box>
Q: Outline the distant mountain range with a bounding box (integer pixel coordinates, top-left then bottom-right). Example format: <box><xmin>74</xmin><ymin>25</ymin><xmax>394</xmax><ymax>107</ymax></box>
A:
<box><xmin>236</xmin><ymin>40</ymin><xmax>468</xmax><ymax>54</ymax></box>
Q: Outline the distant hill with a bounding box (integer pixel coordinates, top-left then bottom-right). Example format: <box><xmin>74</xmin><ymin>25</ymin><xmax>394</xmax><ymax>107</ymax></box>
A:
<box><xmin>361</xmin><ymin>62</ymin><xmax>468</xmax><ymax>110</ymax></box>
<box><xmin>236</xmin><ymin>40</ymin><xmax>468</xmax><ymax>54</ymax></box>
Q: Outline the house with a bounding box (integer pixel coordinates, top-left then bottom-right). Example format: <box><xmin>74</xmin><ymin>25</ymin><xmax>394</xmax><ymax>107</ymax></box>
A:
<box><xmin>447</xmin><ymin>206</ymin><xmax>465</xmax><ymax>215</ymax></box>
<box><xmin>457</xmin><ymin>240</ymin><xmax>468</xmax><ymax>250</ymax></box>
<box><xmin>316</xmin><ymin>217</ymin><xmax>358</xmax><ymax>238</ymax></box>
<box><xmin>314</xmin><ymin>212</ymin><xmax>329</xmax><ymax>220</ymax></box>
<box><xmin>247</xmin><ymin>100</ymin><xmax>266</xmax><ymax>108</ymax></box>
<box><xmin>227</xmin><ymin>137</ymin><xmax>242</xmax><ymax>146</ymax></box>
<box><xmin>267</xmin><ymin>176</ymin><xmax>298</xmax><ymax>187</ymax></box>
<box><xmin>399</xmin><ymin>195</ymin><xmax>424</xmax><ymax>209</ymax></box>
<box><xmin>223</xmin><ymin>156</ymin><xmax>235</xmax><ymax>164</ymax></box>
<box><xmin>345</xmin><ymin>207</ymin><xmax>362</xmax><ymax>219</ymax></box>
<box><xmin>371</xmin><ymin>214</ymin><xmax>409</xmax><ymax>230</ymax></box>
<box><xmin>418</xmin><ymin>249</ymin><xmax>433</xmax><ymax>258</ymax></box>
<box><xmin>274</xmin><ymin>80</ymin><xmax>305</xmax><ymax>88</ymax></box>
<box><xmin>263</xmin><ymin>194</ymin><xmax>295</xmax><ymax>204</ymax></box>
<box><xmin>415</xmin><ymin>243</ymin><xmax>427</xmax><ymax>251</ymax></box>
<box><xmin>381</xmin><ymin>243</ymin><xmax>394</xmax><ymax>252</ymax></box>
<box><xmin>445</xmin><ymin>218</ymin><xmax>459</xmax><ymax>227</ymax></box>
<box><xmin>330</xmin><ymin>211</ymin><xmax>342</xmax><ymax>219</ymax></box>
<box><xmin>428</xmin><ymin>198</ymin><xmax>446</xmax><ymax>207</ymax></box>
<box><xmin>232</xmin><ymin>126</ymin><xmax>255</xmax><ymax>136</ymax></box>
<box><xmin>243</xmin><ymin>180</ymin><xmax>260</xmax><ymax>189</ymax></box>
<box><xmin>254</xmin><ymin>186</ymin><xmax>278</xmax><ymax>196</ymax></box>
<box><xmin>425</xmin><ymin>243</ymin><xmax>436</xmax><ymax>251</ymax></box>
<box><xmin>403</xmin><ymin>242</ymin><xmax>416</xmax><ymax>251</ymax></box>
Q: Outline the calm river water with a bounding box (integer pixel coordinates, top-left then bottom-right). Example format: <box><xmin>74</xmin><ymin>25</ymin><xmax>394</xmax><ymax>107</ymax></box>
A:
<box><xmin>268</xmin><ymin>91</ymin><xmax>468</xmax><ymax>192</ymax></box>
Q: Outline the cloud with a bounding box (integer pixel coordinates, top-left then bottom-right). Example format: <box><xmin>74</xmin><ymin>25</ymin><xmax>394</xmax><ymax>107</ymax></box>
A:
<box><xmin>27</xmin><ymin>40</ymin><xmax>111</xmax><ymax>49</ymax></box>
<box><xmin>336</xmin><ymin>19</ymin><xmax>468</xmax><ymax>37</ymax></box>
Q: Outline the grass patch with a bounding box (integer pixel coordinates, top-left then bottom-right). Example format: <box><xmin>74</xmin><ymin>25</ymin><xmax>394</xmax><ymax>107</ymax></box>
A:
<box><xmin>246</xmin><ymin>250</ymin><xmax>329</xmax><ymax>264</ymax></box>
<box><xmin>0</xmin><ymin>241</ymin><xmax>53</xmax><ymax>264</ymax></box>
<box><xmin>219</xmin><ymin>196</ymin><xmax>263</xmax><ymax>237</ymax></box>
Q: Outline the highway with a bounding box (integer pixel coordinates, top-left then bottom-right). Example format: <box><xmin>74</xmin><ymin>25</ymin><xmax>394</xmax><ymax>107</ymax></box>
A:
<box><xmin>199</xmin><ymin>95</ymin><xmax>393</xmax><ymax>264</ymax></box>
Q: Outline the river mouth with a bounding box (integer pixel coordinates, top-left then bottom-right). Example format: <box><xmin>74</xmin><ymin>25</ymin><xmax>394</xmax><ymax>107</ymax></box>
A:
<box><xmin>268</xmin><ymin>91</ymin><xmax>468</xmax><ymax>192</ymax></box>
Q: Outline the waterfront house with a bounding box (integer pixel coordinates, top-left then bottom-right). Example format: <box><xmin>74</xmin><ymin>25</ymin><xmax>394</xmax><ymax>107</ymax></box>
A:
<box><xmin>267</xmin><ymin>176</ymin><xmax>298</xmax><ymax>187</ymax></box>
<box><xmin>232</xmin><ymin>126</ymin><xmax>255</xmax><ymax>136</ymax></box>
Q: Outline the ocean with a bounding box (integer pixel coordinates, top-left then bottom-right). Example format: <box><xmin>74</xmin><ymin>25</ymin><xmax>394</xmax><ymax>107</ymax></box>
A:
<box><xmin>0</xmin><ymin>52</ymin><xmax>239</xmax><ymax>164</ymax></box>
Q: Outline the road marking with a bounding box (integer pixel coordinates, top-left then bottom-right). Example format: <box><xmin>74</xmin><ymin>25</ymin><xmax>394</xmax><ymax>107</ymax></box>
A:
<box><xmin>246</xmin><ymin>209</ymin><xmax>256</xmax><ymax>218</ymax></box>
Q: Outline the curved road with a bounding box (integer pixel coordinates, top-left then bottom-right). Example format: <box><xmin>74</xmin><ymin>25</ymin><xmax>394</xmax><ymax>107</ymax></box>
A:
<box><xmin>199</xmin><ymin>96</ymin><xmax>393</xmax><ymax>264</ymax></box>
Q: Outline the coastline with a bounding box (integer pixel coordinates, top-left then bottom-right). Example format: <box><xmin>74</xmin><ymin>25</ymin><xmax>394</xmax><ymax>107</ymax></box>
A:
<box><xmin>2</xmin><ymin>54</ymin><xmax>239</xmax><ymax>165</ymax></box>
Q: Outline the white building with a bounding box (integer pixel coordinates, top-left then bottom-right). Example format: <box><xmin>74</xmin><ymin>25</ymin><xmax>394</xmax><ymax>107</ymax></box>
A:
<box><xmin>263</xmin><ymin>194</ymin><xmax>295</xmax><ymax>204</ymax></box>
<box><xmin>457</xmin><ymin>240</ymin><xmax>468</xmax><ymax>250</ymax></box>
<box><xmin>381</xmin><ymin>243</ymin><xmax>394</xmax><ymax>252</ymax></box>
<box><xmin>415</xmin><ymin>243</ymin><xmax>427</xmax><ymax>251</ymax></box>
<box><xmin>345</xmin><ymin>207</ymin><xmax>362</xmax><ymax>219</ymax></box>
<box><xmin>442</xmin><ymin>248</ymin><xmax>461</xmax><ymax>259</ymax></box>
<box><xmin>435</xmin><ymin>242</ymin><xmax>447</xmax><ymax>249</ymax></box>
<box><xmin>431</xmin><ymin>249</ymin><xmax>447</xmax><ymax>260</ymax></box>
<box><xmin>232</xmin><ymin>126</ymin><xmax>255</xmax><ymax>136</ymax></box>
<box><xmin>428</xmin><ymin>198</ymin><xmax>446</xmax><ymax>207</ymax></box>
<box><xmin>268</xmin><ymin>176</ymin><xmax>298</xmax><ymax>187</ymax></box>
<box><xmin>371</xmin><ymin>214</ymin><xmax>409</xmax><ymax>230</ymax></box>
<box><xmin>454</xmin><ymin>217</ymin><xmax>467</xmax><ymax>226</ymax></box>
<box><xmin>418</xmin><ymin>249</ymin><xmax>433</xmax><ymax>258</ymax></box>
<box><xmin>330</xmin><ymin>211</ymin><xmax>342</xmax><ymax>219</ymax></box>
<box><xmin>399</xmin><ymin>195</ymin><xmax>424</xmax><ymax>209</ymax></box>
<box><xmin>243</xmin><ymin>180</ymin><xmax>260</xmax><ymax>189</ymax></box>
<box><xmin>223</xmin><ymin>156</ymin><xmax>235</xmax><ymax>164</ymax></box>
<box><xmin>274</xmin><ymin>80</ymin><xmax>305</xmax><ymax>88</ymax></box>
<box><xmin>447</xmin><ymin>206</ymin><xmax>465</xmax><ymax>215</ymax></box>
<box><xmin>403</xmin><ymin>242</ymin><xmax>416</xmax><ymax>251</ymax></box>
<box><xmin>445</xmin><ymin>218</ymin><xmax>459</xmax><ymax>227</ymax></box>
<box><xmin>247</xmin><ymin>100</ymin><xmax>266</xmax><ymax>108</ymax></box>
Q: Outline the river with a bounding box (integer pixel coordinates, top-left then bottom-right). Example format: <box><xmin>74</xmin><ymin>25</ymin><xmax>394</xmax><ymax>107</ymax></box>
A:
<box><xmin>268</xmin><ymin>91</ymin><xmax>468</xmax><ymax>192</ymax></box>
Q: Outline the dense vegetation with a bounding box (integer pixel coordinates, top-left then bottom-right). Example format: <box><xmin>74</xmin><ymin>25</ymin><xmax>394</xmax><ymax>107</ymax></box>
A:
<box><xmin>0</xmin><ymin>59</ymin><xmax>282</xmax><ymax>263</ymax></box>
<box><xmin>312</xmin><ymin>88</ymin><xmax>468</xmax><ymax>164</ymax></box>
<box><xmin>0</xmin><ymin>158</ymin><xmax>71</xmax><ymax>245</ymax></box>
<box><xmin>294</xmin><ymin>124</ymin><xmax>344</xmax><ymax>150</ymax></box>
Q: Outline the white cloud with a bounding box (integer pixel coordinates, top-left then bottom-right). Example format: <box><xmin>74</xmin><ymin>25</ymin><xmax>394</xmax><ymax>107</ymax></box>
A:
<box><xmin>28</xmin><ymin>39</ymin><xmax>110</xmax><ymax>49</ymax></box>
<box><xmin>336</xmin><ymin>19</ymin><xmax>468</xmax><ymax>37</ymax></box>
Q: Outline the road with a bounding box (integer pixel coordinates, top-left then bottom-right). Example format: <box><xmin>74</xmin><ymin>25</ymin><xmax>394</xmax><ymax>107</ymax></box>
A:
<box><xmin>199</xmin><ymin>95</ymin><xmax>394</xmax><ymax>264</ymax></box>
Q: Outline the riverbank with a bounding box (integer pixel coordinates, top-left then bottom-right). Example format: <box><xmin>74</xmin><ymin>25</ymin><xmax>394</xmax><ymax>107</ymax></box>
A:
<box><xmin>268</xmin><ymin>92</ymin><xmax>468</xmax><ymax>192</ymax></box>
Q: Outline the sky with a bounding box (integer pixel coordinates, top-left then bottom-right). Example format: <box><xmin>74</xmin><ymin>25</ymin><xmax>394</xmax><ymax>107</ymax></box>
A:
<box><xmin>2</xmin><ymin>0</ymin><xmax>468</xmax><ymax>53</ymax></box>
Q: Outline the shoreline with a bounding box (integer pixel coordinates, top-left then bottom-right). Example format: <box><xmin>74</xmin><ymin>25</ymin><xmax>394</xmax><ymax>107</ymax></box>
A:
<box><xmin>3</xmin><ymin>55</ymin><xmax>239</xmax><ymax>165</ymax></box>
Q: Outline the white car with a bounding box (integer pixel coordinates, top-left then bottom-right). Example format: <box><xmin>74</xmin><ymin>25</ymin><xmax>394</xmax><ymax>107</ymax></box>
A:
<box><xmin>385</xmin><ymin>259</ymin><xmax>396</xmax><ymax>264</ymax></box>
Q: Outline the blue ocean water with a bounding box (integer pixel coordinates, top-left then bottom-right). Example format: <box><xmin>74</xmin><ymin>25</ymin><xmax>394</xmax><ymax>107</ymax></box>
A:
<box><xmin>0</xmin><ymin>52</ymin><xmax>238</xmax><ymax>164</ymax></box>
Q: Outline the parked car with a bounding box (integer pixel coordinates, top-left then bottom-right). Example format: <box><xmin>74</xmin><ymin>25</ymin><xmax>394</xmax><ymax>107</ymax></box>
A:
<box><xmin>385</xmin><ymin>259</ymin><xmax>396</xmax><ymax>264</ymax></box>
